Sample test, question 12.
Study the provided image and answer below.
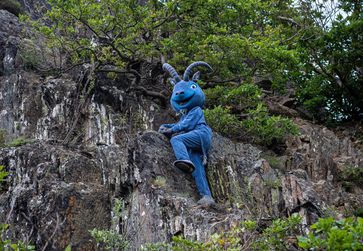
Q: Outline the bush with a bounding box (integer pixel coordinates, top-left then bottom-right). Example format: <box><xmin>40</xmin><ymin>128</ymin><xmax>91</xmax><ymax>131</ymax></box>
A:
<box><xmin>205</xmin><ymin>104</ymin><xmax>298</xmax><ymax>145</ymax></box>
<box><xmin>204</xmin><ymin>106</ymin><xmax>242</xmax><ymax>137</ymax></box>
<box><xmin>90</xmin><ymin>198</ymin><xmax>129</xmax><ymax>250</ymax></box>
<box><xmin>204</xmin><ymin>84</ymin><xmax>299</xmax><ymax>145</ymax></box>
<box><xmin>222</xmin><ymin>84</ymin><xmax>262</xmax><ymax>110</ymax></box>
<box><xmin>144</xmin><ymin>215</ymin><xmax>302</xmax><ymax>251</ymax></box>
<box><xmin>18</xmin><ymin>41</ymin><xmax>39</xmax><ymax>71</ymax></box>
<box><xmin>243</xmin><ymin>104</ymin><xmax>299</xmax><ymax>145</ymax></box>
<box><xmin>1</xmin><ymin>223</ymin><xmax>35</xmax><ymax>250</ymax></box>
<box><xmin>205</xmin><ymin>83</ymin><xmax>262</xmax><ymax>110</ymax></box>
<box><xmin>338</xmin><ymin>166</ymin><xmax>363</xmax><ymax>190</ymax></box>
<box><xmin>144</xmin><ymin>216</ymin><xmax>363</xmax><ymax>251</ymax></box>
<box><xmin>0</xmin><ymin>0</ymin><xmax>22</xmax><ymax>16</ymax></box>
<box><xmin>90</xmin><ymin>229</ymin><xmax>128</xmax><ymax>251</ymax></box>
<box><xmin>298</xmin><ymin>217</ymin><xmax>363</xmax><ymax>251</ymax></box>
<box><xmin>252</xmin><ymin>215</ymin><xmax>302</xmax><ymax>251</ymax></box>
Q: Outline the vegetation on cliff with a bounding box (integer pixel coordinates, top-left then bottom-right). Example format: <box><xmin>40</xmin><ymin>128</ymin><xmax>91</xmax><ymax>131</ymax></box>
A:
<box><xmin>145</xmin><ymin>215</ymin><xmax>363</xmax><ymax>251</ymax></box>
<box><xmin>0</xmin><ymin>0</ymin><xmax>362</xmax><ymax>250</ymax></box>
<box><xmin>21</xmin><ymin>0</ymin><xmax>362</xmax><ymax>127</ymax></box>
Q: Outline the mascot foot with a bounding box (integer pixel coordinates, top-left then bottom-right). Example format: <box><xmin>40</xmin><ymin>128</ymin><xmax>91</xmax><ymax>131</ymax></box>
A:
<box><xmin>197</xmin><ymin>195</ymin><xmax>215</xmax><ymax>206</ymax></box>
<box><xmin>173</xmin><ymin>160</ymin><xmax>195</xmax><ymax>173</ymax></box>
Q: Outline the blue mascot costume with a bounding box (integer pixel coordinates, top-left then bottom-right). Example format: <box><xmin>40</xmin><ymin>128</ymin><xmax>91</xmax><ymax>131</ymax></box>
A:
<box><xmin>159</xmin><ymin>61</ymin><xmax>215</xmax><ymax>205</ymax></box>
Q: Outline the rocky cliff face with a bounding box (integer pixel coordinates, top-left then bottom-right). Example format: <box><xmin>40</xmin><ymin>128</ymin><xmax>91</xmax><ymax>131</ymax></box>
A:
<box><xmin>0</xmin><ymin>9</ymin><xmax>362</xmax><ymax>250</ymax></box>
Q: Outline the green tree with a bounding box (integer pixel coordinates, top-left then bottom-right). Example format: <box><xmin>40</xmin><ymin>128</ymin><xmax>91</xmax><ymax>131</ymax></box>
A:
<box><xmin>294</xmin><ymin>0</ymin><xmax>363</xmax><ymax>121</ymax></box>
<box><xmin>22</xmin><ymin>0</ymin><xmax>303</xmax><ymax>142</ymax></box>
<box><xmin>24</xmin><ymin>0</ymin><xmax>361</xmax><ymax>124</ymax></box>
<box><xmin>25</xmin><ymin>0</ymin><xmax>300</xmax><ymax>84</ymax></box>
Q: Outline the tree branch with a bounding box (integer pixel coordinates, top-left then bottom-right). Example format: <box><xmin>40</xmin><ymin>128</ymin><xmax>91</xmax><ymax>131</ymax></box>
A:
<box><xmin>133</xmin><ymin>86</ymin><xmax>167</xmax><ymax>102</ymax></box>
<box><xmin>97</xmin><ymin>66</ymin><xmax>141</xmax><ymax>79</ymax></box>
<box><xmin>277</xmin><ymin>16</ymin><xmax>301</xmax><ymax>27</ymax></box>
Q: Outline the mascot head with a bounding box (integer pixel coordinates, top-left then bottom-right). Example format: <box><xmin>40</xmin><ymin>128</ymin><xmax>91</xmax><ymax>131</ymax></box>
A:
<box><xmin>163</xmin><ymin>61</ymin><xmax>212</xmax><ymax>113</ymax></box>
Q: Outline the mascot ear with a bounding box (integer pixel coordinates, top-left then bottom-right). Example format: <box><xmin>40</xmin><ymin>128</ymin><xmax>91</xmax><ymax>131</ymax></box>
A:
<box><xmin>169</xmin><ymin>78</ymin><xmax>176</xmax><ymax>86</ymax></box>
<box><xmin>192</xmin><ymin>71</ymin><xmax>201</xmax><ymax>82</ymax></box>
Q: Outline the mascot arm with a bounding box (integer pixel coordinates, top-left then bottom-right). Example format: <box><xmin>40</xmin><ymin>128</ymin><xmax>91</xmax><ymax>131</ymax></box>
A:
<box><xmin>171</xmin><ymin>107</ymin><xmax>203</xmax><ymax>133</ymax></box>
<box><xmin>159</xmin><ymin>123</ymin><xmax>175</xmax><ymax>129</ymax></box>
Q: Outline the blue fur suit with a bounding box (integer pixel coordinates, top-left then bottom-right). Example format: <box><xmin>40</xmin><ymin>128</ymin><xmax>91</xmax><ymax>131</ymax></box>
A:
<box><xmin>159</xmin><ymin>62</ymin><xmax>214</xmax><ymax>200</ymax></box>
<box><xmin>162</xmin><ymin>107</ymin><xmax>212</xmax><ymax>197</ymax></box>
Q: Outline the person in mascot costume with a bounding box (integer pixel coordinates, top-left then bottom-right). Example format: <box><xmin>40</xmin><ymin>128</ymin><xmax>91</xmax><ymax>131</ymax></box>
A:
<box><xmin>159</xmin><ymin>61</ymin><xmax>215</xmax><ymax>206</ymax></box>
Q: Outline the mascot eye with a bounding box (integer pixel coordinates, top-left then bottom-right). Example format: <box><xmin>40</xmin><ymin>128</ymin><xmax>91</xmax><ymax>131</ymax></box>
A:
<box><xmin>191</xmin><ymin>84</ymin><xmax>197</xmax><ymax>89</ymax></box>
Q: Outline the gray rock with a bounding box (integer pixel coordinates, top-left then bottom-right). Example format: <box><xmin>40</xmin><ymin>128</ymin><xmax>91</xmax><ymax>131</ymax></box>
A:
<box><xmin>0</xmin><ymin>52</ymin><xmax>362</xmax><ymax>250</ymax></box>
<box><xmin>0</xmin><ymin>10</ymin><xmax>21</xmax><ymax>75</ymax></box>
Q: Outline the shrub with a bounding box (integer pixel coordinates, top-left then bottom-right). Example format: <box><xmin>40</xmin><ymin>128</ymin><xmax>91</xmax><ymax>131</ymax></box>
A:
<box><xmin>338</xmin><ymin>166</ymin><xmax>363</xmax><ymax>190</ymax></box>
<box><xmin>205</xmin><ymin>84</ymin><xmax>299</xmax><ymax>145</ymax></box>
<box><xmin>205</xmin><ymin>104</ymin><xmax>299</xmax><ymax>145</ymax></box>
<box><xmin>205</xmin><ymin>83</ymin><xmax>261</xmax><ymax>110</ymax></box>
<box><xmin>18</xmin><ymin>39</ymin><xmax>42</xmax><ymax>71</ymax></box>
<box><xmin>221</xmin><ymin>83</ymin><xmax>262</xmax><ymax>110</ymax></box>
<box><xmin>0</xmin><ymin>0</ymin><xmax>22</xmax><ymax>16</ymax></box>
<box><xmin>204</xmin><ymin>106</ymin><xmax>242</xmax><ymax>137</ymax></box>
<box><xmin>144</xmin><ymin>215</ymin><xmax>302</xmax><ymax>251</ymax></box>
<box><xmin>298</xmin><ymin>217</ymin><xmax>363</xmax><ymax>251</ymax></box>
<box><xmin>1</xmin><ymin>223</ymin><xmax>35</xmax><ymax>250</ymax></box>
<box><xmin>90</xmin><ymin>198</ymin><xmax>129</xmax><ymax>250</ymax></box>
<box><xmin>251</xmin><ymin>215</ymin><xmax>302</xmax><ymax>251</ymax></box>
<box><xmin>90</xmin><ymin>229</ymin><xmax>128</xmax><ymax>251</ymax></box>
<box><xmin>204</xmin><ymin>85</ymin><xmax>231</xmax><ymax>107</ymax></box>
<box><xmin>144</xmin><ymin>216</ymin><xmax>363</xmax><ymax>251</ymax></box>
<box><xmin>243</xmin><ymin>104</ymin><xmax>299</xmax><ymax>145</ymax></box>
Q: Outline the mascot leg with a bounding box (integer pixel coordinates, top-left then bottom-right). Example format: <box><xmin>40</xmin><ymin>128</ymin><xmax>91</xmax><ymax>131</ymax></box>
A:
<box><xmin>170</xmin><ymin>131</ymin><xmax>201</xmax><ymax>173</ymax></box>
<box><xmin>189</xmin><ymin>150</ymin><xmax>212</xmax><ymax>197</ymax></box>
<box><xmin>171</xmin><ymin>131</ymin><xmax>215</xmax><ymax>205</ymax></box>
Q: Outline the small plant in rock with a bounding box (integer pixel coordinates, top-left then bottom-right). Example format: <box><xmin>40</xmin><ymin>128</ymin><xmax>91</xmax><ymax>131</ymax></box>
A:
<box><xmin>90</xmin><ymin>198</ymin><xmax>129</xmax><ymax>250</ymax></box>
<box><xmin>263</xmin><ymin>178</ymin><xmax>282</xmax><ymax>189</ymax></box>
<box><xmin>338</xmin><ymin>166</ymin><xmax>363</xmax><ymax>191</ymax></box>
<box><xmin>18</xmin><ymin>39</ymin><xmax>42</xmax><ymax>71</ymax></box>
<box><xmin>0</xmin><ymin>165</ymin><xmax>9</xmax><ymax>193</ymax></box>
<box><xmin>7</xmin><ymin>137</ymin><xmax>33</xmax><ymax>147</ymax></box>
<box><xmin>261</xmin><ymin>153</ymin><xmax>283</xmax><ymax>170</ymax></box>
<box><xmin>90</xmin><ymin>229</ymin><xmax>128</xmax><ymax>251</ymax></box>
<box><xmin>0</xmin><ymin>166</ymin><xmax>8</xmax><ymax>183</ymax></box>
<box><xmin>152</xmin><ymin>176</ymin><xmax>167</xmax><ymax>188</ymax></box>
<box><xmin>0</xmin><ymin>129</ymin><xmax>7</xmax><ymax>147</ymax></box>
<box><xmin>0</xmin><ymin>223</ymin><xmax>35</xmax><ymax>251</ymax></box>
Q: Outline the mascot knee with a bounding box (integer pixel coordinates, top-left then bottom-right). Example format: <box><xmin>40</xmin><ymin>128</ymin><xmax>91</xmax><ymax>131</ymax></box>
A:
<box><xmin>170</xmin><ymin>135</ymin><xmax>180</xmax><ymax>145</ymax></box>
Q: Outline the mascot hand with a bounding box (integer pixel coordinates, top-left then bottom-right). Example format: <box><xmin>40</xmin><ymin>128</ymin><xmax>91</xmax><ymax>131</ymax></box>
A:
<box><xmin>158</xmin><ymin>126</ymin><xmax>173</xmax><ymax>136</ymax></box>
